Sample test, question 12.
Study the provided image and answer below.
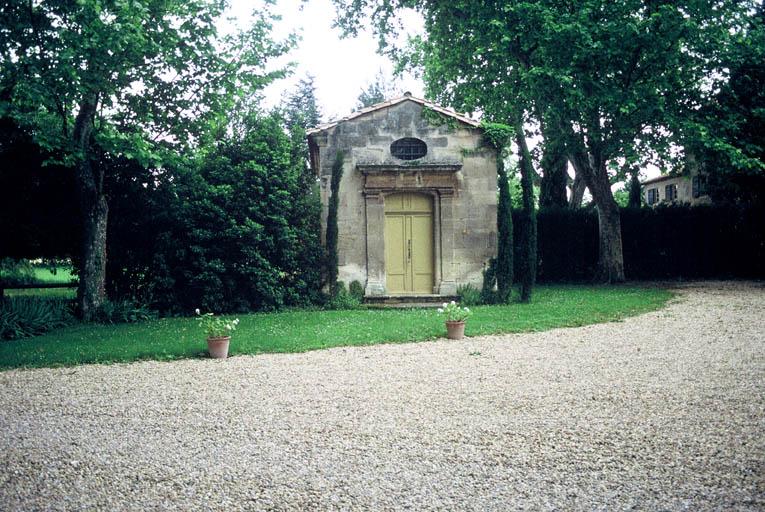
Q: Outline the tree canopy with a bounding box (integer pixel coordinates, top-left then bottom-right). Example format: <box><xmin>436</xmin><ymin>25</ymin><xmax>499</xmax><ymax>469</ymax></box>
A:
<box><xmin>0</xmin><ymin>0</ymin><xmax>293</xmax><ymax>318</ymax></box>
<box><xmin>355</xmin><ymin>69</ymin><xmax>401</xmax><ymax>109</ymax></box>
<box><xmin>333</xmin><ymin>0</ymin><xmax>761</xmax><ymax>281</ymax></box>
<box><xmin>1</xmin><ymin>0</ymin><xmax>292</xmax><ymax>163</ymax></box>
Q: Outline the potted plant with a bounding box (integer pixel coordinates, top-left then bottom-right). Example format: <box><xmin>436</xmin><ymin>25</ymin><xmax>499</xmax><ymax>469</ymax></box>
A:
<box><xmin>438</xmin><ymin>301</ymin><xmax>472</xmax><ymax>340</ymax></box>
<box><xmin>195</xmin><ymin>309</ymin><xmax>239</xmax><ymax>359</ymax></box>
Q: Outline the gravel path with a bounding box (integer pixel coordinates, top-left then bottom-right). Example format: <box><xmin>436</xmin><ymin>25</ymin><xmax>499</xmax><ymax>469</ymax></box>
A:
<box><xmin>1</xmin><ymin>281</ymin><xmax>764</xmax><ymax>511</ymax></box>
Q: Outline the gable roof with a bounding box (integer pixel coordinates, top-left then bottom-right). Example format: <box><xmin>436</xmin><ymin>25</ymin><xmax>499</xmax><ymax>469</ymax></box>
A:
<box><xmin>306</xmin><ymin>93</ymin><xmax>481</xmax><ymax>136</ymax></box>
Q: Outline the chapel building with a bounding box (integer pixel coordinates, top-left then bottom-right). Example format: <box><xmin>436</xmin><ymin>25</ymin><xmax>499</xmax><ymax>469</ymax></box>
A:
<box><xmin>307</xmin><ymin>93</ymin><xmax>498</xmax><ymax>298</ymax></box>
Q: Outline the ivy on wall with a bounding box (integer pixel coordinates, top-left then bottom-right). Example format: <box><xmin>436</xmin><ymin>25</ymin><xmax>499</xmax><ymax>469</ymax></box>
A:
<box><xmin>422</xmin><ymin>106</ymin><xmax>458</xmax><ymax>132</ymax></box>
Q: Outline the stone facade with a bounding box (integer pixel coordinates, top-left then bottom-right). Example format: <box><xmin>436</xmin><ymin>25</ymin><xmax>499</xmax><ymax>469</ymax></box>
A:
<box><xmin>307</xmin><ymin>95</ymin><xmax>498</xmax><ymax>296</ymax></box>
<box><xmin>643</xmin><ymin>173</ymin><xmax>711</xmax><ymax>206</ymax></box>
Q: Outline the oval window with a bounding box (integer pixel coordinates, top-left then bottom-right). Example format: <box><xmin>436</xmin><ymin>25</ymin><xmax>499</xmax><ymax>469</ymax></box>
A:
<box><xmin>390</xmin><ymin>138</ymin><xmax>427</xmax><ymax>160</ymax></box>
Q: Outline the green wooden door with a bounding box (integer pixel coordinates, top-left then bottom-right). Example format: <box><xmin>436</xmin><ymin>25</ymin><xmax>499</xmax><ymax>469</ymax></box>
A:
<box><xmin>384</xmin><ymin>193</ymin><xmax>434</xmax><ymax>294</ymax></box>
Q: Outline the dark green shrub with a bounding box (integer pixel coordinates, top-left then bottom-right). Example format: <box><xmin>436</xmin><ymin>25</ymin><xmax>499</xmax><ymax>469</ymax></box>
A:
<box><xmin>532</xmin><ymin>208</ymin><xmax>598</xmax><ymax>282</ymax></box>
<box><xmin>348</xmin><ymin>280</ymin><xmax>364</xmax><ymax>302</ymax></box>
<box><xmin>95</xmin><ymin>300</ymin><xmax>156</xmax><ymax>324</ymax></box>
<box><xmin>456</xmin><ymin>283</ymin><xmax>481</xmax><ymax>306</ymax></box>
<box><xmin>481</xmin><ymin>258</ymin><xmax>499</xmax><ymax>304</ymax></box>
<box><xmin>105</xmin><ymin>112</ymin><xmax>325</xmax><ymax>314</ymax></box>
<box><xmin>326</xmin><ymin>282</ymin><xmax>362</xmax><ymax>310</ymax></box>
<box><xmin>0</xmin><ymin>258</ymin><xmax>36</xmax><ymax>287</ymax></box>
<box><xmin>530</xmin><ymin>204</ymin><xmax>764</xmax><ymax>281</ymax></box>
<box><xmin>0</xmin><ymin>296</ymin><xmax>74</xmax><ymax>340</ymax></box>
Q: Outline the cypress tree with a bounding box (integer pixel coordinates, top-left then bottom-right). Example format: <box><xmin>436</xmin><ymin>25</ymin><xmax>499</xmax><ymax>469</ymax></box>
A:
<box><xmin>480</xmin><ymin>122</ymin><xmax>515</xmax><ymax>304</ymax></box>
<box><xmin>496</xmin><ymin>156</ymin><xmax>514</xmax><ymax>303</ymax></box>
<box><xmin>326</xmin><ymin>151</ymin><xmax>344</xmax><ymax>296</ymax></box>
<box><xmin>628</xmin><ymin>167</ymin><xmax>642</xmax><ymax>208</ymax></box>
<box><xmin>516</xmin><ymin>122</ymin><xmax>537</xmax><ymax>303</ymax></box>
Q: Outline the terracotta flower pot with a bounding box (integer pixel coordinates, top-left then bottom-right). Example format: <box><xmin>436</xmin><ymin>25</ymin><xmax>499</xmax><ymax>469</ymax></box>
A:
<box><xmin>445</xmin><ymin>320</ymin><xmax>466</xmax><ymax>340</ymax></box>
<box><xmin>207</xmin><ymin>335</ymin><xmax>231</xmax><ymax>359</ymax></box>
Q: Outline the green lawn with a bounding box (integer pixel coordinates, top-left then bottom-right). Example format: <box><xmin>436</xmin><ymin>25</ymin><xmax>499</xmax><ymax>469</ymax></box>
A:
<box><xmin>0</xmin><ymin>285</ymin><xmax>673</xmax><ymax>370</ymax></box>
<box><xmin>1</xmin><ymin>265</ymin><xmax>76</xmax><ymax>291</ymax></box>
<box><xmin>5</xmin><ymin>287</ymin><xmax>77</xmax><ymax>298</ymax></box>
<box><xmin>31</xmin><ymin>266</ymin><xmax>76</xmax><ymax>284</ymax></box>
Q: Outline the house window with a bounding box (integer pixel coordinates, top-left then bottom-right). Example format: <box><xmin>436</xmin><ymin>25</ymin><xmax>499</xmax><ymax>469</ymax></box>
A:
<box><xmin>692</xmin><ymin>175</ymin><xmax>707</xmax><ymax>198</ymax></box>
<box><xmin>391</xmin><ymin>138</ymin><xmax>427</xmax><ymax>160</ymax></box>
<box><xmin>665</xmin><ymin>184</ymin><xmax>677</xmax><ymax>201</ymax></box>
<box><xmin>647</xmin><ymin>188</ymin><xmax>659</xmax><ymax>205</ymax></box>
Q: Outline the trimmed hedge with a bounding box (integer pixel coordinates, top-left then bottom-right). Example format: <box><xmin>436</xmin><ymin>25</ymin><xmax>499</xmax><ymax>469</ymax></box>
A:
<box><xmin>517</xmin><ymin>204</ymin><xmax>765</xmax><ymax>282</ymax></box>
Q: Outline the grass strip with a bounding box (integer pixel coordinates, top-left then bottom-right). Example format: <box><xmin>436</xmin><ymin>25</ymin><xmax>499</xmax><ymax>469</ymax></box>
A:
<box><xmin>0</xmin><ymin>285</ymin><xmax>672</xmax><ymax>370</ymax></box>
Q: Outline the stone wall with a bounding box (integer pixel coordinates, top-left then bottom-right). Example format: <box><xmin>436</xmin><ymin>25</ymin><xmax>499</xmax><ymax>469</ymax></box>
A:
<box><xmin>310</xmin><ymin>100</ymin><xmax>497</xmax><ymax>295</ymax></box>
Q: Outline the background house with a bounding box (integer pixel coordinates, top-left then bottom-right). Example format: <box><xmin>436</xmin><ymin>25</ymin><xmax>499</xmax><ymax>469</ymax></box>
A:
<box><xmin>307</xmin><ymin>94</ymin><xmax>497</xmax><ymax>297</ymax></box>
<box><xmin>643</xmin><ymin>172</ymin><xmax>711</xmax><ymax>206</ymax></box>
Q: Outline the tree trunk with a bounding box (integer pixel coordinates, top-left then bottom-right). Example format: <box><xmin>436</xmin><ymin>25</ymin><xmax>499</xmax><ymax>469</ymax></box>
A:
<box><xmin>569</xmin><ymin>172</ymin><xmax>587</xmax><ymax>208</ymax></box>
<box><xmin>73</xmin><ymin>93</ymin><xmax>107</xmax><ymax>320</ymax></box>
<box><xmin>539</xmin><ymin>125</ymin><xmax>569</xmax><ymax>209</ymax></box>
<box><xmin>592</xmin><ymin>191</ymin><xmax>624</xmax><ymax>282</ymax></box>
<box><xmin>515</xmin><ymin>121</ymin><xmax>537</xmax><ymax>302</ymax></box>
<box><xmin>78</xmin><ymin>189</ymin><xmax>108</xmax><ymax>319</ymax></box>
<box><xmin>568</xmin><ymin>150</ymin><xmax>626</xmax><ymax>283</ymax></box>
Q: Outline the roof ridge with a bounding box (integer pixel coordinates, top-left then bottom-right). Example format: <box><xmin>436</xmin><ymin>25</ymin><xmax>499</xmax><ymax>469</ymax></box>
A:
<box><xmin>306</xmin><ymin>94</ymin><xmax>480</xmax><ymax>135</ymax></box>
<box><xmin>641</xmin><ymin>173</ymin><xmax>686</xmax><ymax>185</ymax></box>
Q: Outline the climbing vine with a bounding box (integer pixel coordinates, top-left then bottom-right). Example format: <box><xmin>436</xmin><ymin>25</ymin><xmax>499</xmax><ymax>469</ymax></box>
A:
<box><xmin>422</xmin><ymin>106</ymin><xmax>458</xmax><ymax>132</ymax></box>
<box><xmin>481</xmin><ymin>122</ymin><xmax>514</xmax><ymax>151</ymax></box>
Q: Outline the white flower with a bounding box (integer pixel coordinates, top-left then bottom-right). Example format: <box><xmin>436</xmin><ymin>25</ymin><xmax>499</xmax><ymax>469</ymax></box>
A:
<box><xmin>450</xmin><ymin>300</ymin><xmax>456</xmax><ymax>305</ymax></box>
<box><xmin>465</xmin><ymin>308</ymin><xmax>470</xmax><ymax>312</ymax></box>
<box><xmin>234</xmin><ymin>319</ymin><xmax>240</xmax><ymax>325</ymax></box>
<box><xmin>442</xmin><ymin>302</ymin><xmax>448</xmax><ymax>308</ymax></box>
<box><xmin>437</xmin><ymin>308</ymin><xmax>443</xmax><ymax>314</ymax></box>
<box><xmin>195</xmin><ymin>308</ymin><xmax>200</xmax><ymax>315</ymax></box>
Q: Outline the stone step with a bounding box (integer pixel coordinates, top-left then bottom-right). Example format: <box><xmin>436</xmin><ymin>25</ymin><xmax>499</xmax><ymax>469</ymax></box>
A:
<box><xmin>364</xmin><ymin>295</ymin><xmax>458</xmax><ymax>309</ymax></box>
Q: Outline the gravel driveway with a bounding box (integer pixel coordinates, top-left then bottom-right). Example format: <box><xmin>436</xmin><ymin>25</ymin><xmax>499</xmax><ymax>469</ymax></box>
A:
<box><xmin>1</xmin><ymin>282</ymin><xmax>764</xmax><ymax>511</ymax></box>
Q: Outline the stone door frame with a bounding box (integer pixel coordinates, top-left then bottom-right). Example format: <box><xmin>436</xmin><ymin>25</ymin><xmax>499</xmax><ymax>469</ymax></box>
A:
<box><xmin>359</xmin><ymin>163</ymin><xmax>461</xmax><ymax>296</ymax></box>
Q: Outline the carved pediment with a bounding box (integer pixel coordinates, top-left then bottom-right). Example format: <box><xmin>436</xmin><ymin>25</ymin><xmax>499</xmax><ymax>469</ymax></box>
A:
<box><xmin>358</xmin><ymin>162</ymin><xmax>462</xmax><ymax>193</ymax></box>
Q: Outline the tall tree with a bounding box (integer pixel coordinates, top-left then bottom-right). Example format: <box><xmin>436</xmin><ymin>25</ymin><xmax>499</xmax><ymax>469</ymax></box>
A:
<box><xmin>538</xmin><ymin>130</ymin><xmax>570</xmax><ymax>209</ymax></box>
<box><xmin>356</xmin><ymin>69</ymin><xmax>401</xmax><ymax>109</ymax></box>
<box><xmin>104</xmin><ymin>107</ymin><xmax>327</xmax><ymax>313</ymax></box>
<box><xmin>516</xmin><ymin>123</ymin><xmax>537</xmax><ymax>302</ymax></box>
<box><xmin>688</xmin><ymin>3</ymin><xmax>765</xmax><ymax>204</ymax></box>
<box><xmin>326</xmin><ymin>151</ymin><xmax>345</xmax><ymax>295</ymax></box>
<box><xmin>282</xmin><ymin>78</ymin><xmax>326</xmax><ymax>301</ymax></box>
<box><xmin>495</xmin><ymin>159</ymin><xmax>514</xmax><ymax>303</ymax></box>
<box><xmin>0</xmin><ymin>0</ymin><xmax>291</xmax><ymax>319</ymax></box>
<box><xmin>284</xmin><ymin>74</ymin><xmax>323</xmax><ymax>131</ymax></box>
<box><xmin>482</xmin><ymin>123</ymin><xmax>514</xmax><ymax>303</ymax></box>
<box><xmin>569</xmin><ymin>173</ymin><xmax>587</xmax><ymax>209</ymax></box>
<box><xmin>627</xmin><ymin>167</ymin><xmax>642</xmax><ymax>208</ymax></box>
<box><xmin>333</xmin><ymin>0</ymin><xmax>756</xmax><ymax>282</ymax></box>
